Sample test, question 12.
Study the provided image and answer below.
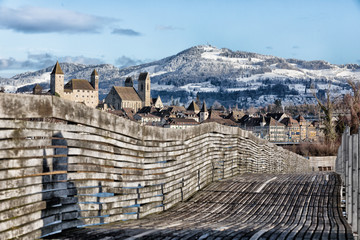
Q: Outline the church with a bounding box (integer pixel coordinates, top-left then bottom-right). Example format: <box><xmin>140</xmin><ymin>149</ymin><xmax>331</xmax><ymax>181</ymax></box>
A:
<box><xmin>104</xmin><ymin>72</ymin><xmax>152</xmax><ymax>112</ymax></box>
<box><xmin>49</xmin><ymin>61</ymin><xmax>99</xmax><ymax>108</ymax></box>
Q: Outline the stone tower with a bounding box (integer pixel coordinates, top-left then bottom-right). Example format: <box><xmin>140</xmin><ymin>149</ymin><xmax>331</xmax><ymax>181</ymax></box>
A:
<box><xmin>91</xmin><ymin>69</ymin><xmax>99</xmax><ymax>91</ymax></box>
<box><xmin>125</xmin><ymin>77</ymin><xmax>133</xmax><ymax>87</ymax></box>
<box><xmin>50</xmin><ymin>61</ymin><xmax>64</xmax><ymax>97</ymax></box>
<box><xmin>138</xmin><ymin>72</ymin><xmax>151</xmax><ymax>107</ymax></box>
<box><xmin>200</xmin><ymin>100</ymin><xmax>209</xmax><ymax>122</ymax></box>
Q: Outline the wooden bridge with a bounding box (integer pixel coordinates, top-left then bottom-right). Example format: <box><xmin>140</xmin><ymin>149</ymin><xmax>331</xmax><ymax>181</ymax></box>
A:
<box><xmin>0</xmin><ymin>94</ymin><xmax>352</xmax><ymax>239</ymax></box>
<box><xmin>50</xmin><ymin>172</ymin><xmax>353</xmax><ymax>240</ymax></box>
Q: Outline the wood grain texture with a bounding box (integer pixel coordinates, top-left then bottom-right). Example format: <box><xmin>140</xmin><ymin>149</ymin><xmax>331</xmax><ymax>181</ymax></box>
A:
<box><xmin>0</xmin><ymin>94</ymin><xmax>310</xmax><ymax>239</ymax></box>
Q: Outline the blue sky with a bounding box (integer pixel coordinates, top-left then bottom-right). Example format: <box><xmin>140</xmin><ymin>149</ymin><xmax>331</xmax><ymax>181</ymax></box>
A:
<box><xmin>1</xmin><ymin>0</ymin><xmax>360</xmax><ymax>77</ymax></box>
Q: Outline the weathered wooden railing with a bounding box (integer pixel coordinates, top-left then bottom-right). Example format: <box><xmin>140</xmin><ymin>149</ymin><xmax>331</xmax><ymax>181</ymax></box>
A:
<box><xmin>336</xmin><ymin>127</ymin><xmax>360</xmax><ymax>238</ymax></box>
<box><xmin>0</xmin><ymin>94</ymin><xmax>310</xmax><ymax>239</ymax></box>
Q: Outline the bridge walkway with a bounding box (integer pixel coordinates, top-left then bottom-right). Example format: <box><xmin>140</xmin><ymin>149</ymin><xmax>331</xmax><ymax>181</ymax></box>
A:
<box><xmin>50</xmin><ymin>172</ymin><xmax>353</xmax><ymax>240</ymax></box>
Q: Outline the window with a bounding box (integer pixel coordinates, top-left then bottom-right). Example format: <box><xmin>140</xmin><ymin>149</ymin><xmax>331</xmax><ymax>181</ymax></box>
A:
<box><xmin>141</xmin><ymin>84</ymin><xmax>143</xmax><ymax>91</ymax></box>
<box><xmin>147</xmin><ymin>84</ymin><xmax>149</xmax><ymax>90</ymax></box>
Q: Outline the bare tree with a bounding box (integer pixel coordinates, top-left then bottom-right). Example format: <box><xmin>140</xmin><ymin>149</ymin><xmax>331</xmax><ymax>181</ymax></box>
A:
<box><xmin>345</xmin><ymin>79</ymin><xmax>360</xmax><ymax>134</ymax></box>
<box><xmin>312</xmin><ymin>83</ymin><xmax>337</xmax><ymax>147</ymax></box>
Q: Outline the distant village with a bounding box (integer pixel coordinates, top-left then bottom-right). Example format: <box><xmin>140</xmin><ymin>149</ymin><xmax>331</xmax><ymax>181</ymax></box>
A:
<box><xmin>29</xmin><ymin>62</ymin><xmax>323</xmax><ymax>143</ymax></box>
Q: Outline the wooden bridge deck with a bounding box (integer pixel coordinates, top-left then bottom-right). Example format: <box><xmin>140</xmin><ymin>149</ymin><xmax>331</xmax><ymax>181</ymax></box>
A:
<box><xmin>50</xmin><ymin>172</ymin><xmax>353</xmax><ymax>240</ymax></box>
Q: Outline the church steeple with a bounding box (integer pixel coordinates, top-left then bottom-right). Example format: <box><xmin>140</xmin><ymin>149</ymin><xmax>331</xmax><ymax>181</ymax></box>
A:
<box><xmin>91</xmin><ymin>69</ymin><xmax>99</xmax><ymax>91</ymax></box>
<box><xmin>125</xmin><ymin>77</ymin><xmax>133</xmax><ymax>87</ymax></box>
<box><xmin>138</xmin><ymin>72</ymin><xmax>151</xmax><ymax>107</ymax></box>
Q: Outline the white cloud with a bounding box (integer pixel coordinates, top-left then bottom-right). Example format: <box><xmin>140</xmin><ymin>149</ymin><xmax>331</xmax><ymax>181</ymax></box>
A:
<box><xmin>155</xmin><ymin>25</ymin><xmax>183</xmax><ymax>31</ymax></box>
<box><xmin>0</xmin><ymin>6</ymin><xmax>118</xmax><ymax>33</ymax></box>
<box><xmin>112</xmin><ymin>28</ymin><xmax>141</xmax><ymax>36</ymax></box>
<box><xmin>0</xmin><ymin>53</ymin><xmax>104</xmax><ymax>70</ymax></box>
<box><xmin>115</xmin><ymin>55</ymin><xmax>149</xmax><ymax>68</ymax></box>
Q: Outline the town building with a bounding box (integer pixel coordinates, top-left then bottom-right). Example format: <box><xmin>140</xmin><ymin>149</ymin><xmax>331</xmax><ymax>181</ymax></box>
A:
<box><xmin>266</xmin><ymin>113</ymin><xmax>288</xmax><ymax>122</ymax></box>
<box><xmin>295</xmin><ymin>115</ymin><xmax>317</xmax><ymax>141</ymax></box>
<box><xmin>226</xmin><ymin>110</ymin><xmax>245</xmax><ymax>122</ymax></box>
<box><xmin>240</xmin><ymin>115</ymin><xmax>287</xmax><ymax>142</ymax></box>
<box><xmin>105</xmin><ymin>86</ymin><xmax>143</xmax><ymax>112</ymax></box>
<box><xmin>105</xmin><ymin>73</ymin><xmax>161</xmax><ymax>112</ymax></box>
<box><xmin>151</xmin><ymin>96</ymin><xmax>164</xmax><ymax>109</ymax></box>
<box><xmin>280</xmin><ymin>117</ymin><xmax>300</xmax><ymax>142</ymax></box>
<box><xmin>49</xmin><ymin>61</ymin><xmax>99</xmax><ymax>108</ymax></box>
<box><xmin>159</xmin><ymin>106</ymin><xmax>187</xmax><ymax>120</ymax></box>
<box><xmin>134</xmin><ymin>113</ymin><xmax>162</xmax><ymax>125</ymax></box>
<box><xmin>199</xmin><ymin>101</ymin><xmax>209</xmax><ymax>122</ymax></box>
<box><xmin>164</xmin><ymin>118</ymin><xmax>199</xmax><ymax>129</ymax></box>
<box><xmin>187</xmin><ymin>100</ymin><xmax>200</xmax><ymax>114</ymax></box>
<box><xmin>202</xmin><ymin>109</ymin><xmax>238</xmax><ymax>127</ymax></box>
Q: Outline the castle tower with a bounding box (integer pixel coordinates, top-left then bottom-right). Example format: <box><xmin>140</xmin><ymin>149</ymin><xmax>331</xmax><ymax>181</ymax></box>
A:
<box><xmin>138</xmin><ymin>72</ymin><xmax>151</xmax><ymax>107</ymax></box>
<box><xmin>91</xmin><ymin>69</ymin><xmax>99</xmax><ymax>91</ymax></box>
<box><xmin>50</xmin><ymin>61</ymin><xmax>64</xmax><ymax>97</ymax></box>
<box><xmin>125</xmin><ymin>77</ymin><xmax>133</xmax><ymax>87</ymax></box>
<box><xmin>200</xmin><ymin>100</ymin><xmax>209</xmax><ymax>122</ymax></box>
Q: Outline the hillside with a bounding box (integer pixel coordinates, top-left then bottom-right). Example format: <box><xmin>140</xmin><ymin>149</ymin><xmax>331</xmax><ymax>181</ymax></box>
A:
<box><xmin>2</xmin><ymin>45</ymin><xmax>359</xmax><ymax>108</ymax></box>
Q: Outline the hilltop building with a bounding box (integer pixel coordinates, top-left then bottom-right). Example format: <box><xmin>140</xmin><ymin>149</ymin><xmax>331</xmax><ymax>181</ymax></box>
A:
<box><xmin>105</xmin><ymin>86</ymin><xmax>143</xmax><ymax>112</ymax></box>
<box><xmin>105</xmin><ymin>72</ymin><xmax>157</xmax><ymax>112</ymax></box>
<box><xmin>49</xmin><ymin>61</ymin><xmax>99</xmax><ymax>108</ymax></box>
<box><xmin>138</xmin><ymin>73</ymin><xmax>151</xmax><ymax>107</ymax></box>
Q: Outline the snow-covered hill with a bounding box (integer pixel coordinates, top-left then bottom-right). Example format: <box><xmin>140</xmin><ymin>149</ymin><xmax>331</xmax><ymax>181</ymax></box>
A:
<box><xmin>1</xmin><ymin>45</ymin><xmax>359</xmax><ymax>108</ymax></box>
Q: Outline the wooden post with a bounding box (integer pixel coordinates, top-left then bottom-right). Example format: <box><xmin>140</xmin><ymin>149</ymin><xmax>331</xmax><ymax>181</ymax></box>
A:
<box><xmin>348</xmin><ymin>133</ymin><xmax>353</xmax><ymax>225</ymax></box>
<box><xmin>345</xmin><ymin>128</ymin><xmax>350</xmax><ymax>221</ymax></box>
<box><xmin>161</xmin><ymin>183</ymin><xmax>165</xmax><ymax>211</ymax></box>
<box><xmin>136</xmin><ymin>184</ymin><xmax>141</xmax><ymax>219</ymax></box>
<box><xmin>97</xmin><ymin>182</ymin><xmax>104</xmax><ymax>224</ymax></box>
<box><xmin>352</xmin><ymin>133</ymin><xmax>359</xmax><ymax>233</ymax></box>
<box><xmin>232</xmin><ymin>159</ymin><xmax>234</xmax><ymax>176</ymax></box>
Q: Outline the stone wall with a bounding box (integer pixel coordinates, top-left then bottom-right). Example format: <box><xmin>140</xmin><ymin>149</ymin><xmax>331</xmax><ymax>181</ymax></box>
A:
<box><xmin>0</xmin><ymin>93</ymin><xmax>310</xmax><ymax>239</ymax></box>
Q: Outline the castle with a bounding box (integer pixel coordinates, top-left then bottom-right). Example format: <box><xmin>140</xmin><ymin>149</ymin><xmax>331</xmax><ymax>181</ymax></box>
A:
<box><xmin>50</xmin><ymin>61</ymin><xmax>99</xmax><ymax>108</ymax></box>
